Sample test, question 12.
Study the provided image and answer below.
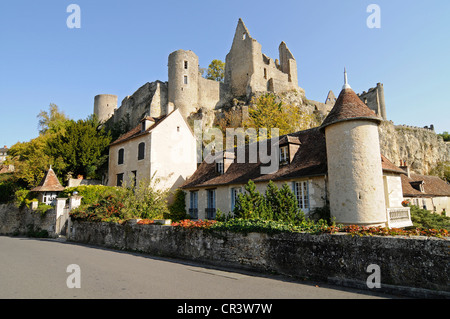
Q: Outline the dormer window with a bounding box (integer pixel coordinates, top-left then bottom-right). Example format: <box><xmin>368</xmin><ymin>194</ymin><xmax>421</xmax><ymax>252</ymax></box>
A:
<box><xmin>216</xmin><ymin>162</ymin><xmax>224</xmax><ymax>174</ymax></box>
<box><xmin>410</xmin><ymin>181</ymin><xmax>425</xmax><ymax>193</ymax></box>
<box><xmin>140</xmin><ymin>117</ymin><xmax>155</xmax><ymax>132</ymax></box>
<box><xmin>278</xmin><ymin>135</ymin><xmax>301</xmax><ymax>165</ymax></box>
<box><xmin>279</xmin><ymin>145</ymin><xmax>289</xmax><ymax>164</ymax></box>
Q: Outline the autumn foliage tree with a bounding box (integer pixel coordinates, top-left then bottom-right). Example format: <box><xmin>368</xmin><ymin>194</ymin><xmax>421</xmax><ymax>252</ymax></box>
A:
<box><xmin>244</xmin><ymin>93</ymin><xmax>316</xmax><ymax>138</ymax></box>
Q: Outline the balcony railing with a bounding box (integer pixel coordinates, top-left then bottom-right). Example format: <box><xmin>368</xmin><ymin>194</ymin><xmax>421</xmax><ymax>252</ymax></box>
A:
<box><xmin>387</xmin><ymin>207</ymin><xmax>413</xmax><ymax>228</ymax></box>
<box><xmin>189</xmin><ymin>208</ymin><xmax>198</xmax><ymax>219</ymax></box>
<box><xmin>205</xmin><ymin>208</ymin><xmax>216</xmax><ymax>220</ymax></box>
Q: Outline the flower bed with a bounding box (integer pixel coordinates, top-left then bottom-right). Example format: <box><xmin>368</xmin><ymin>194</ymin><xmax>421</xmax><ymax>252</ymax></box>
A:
<box><xmin>137</xmin><ymin>219</ymin><xmax>156</xmax><ymax>225</ymax></box>
<box><xmin>171</xmin><ymin>219</ymin><xmax>217</xmax><ymax>229</ymax></box>
<box><xmin>169</xmin><ymin>218</ymin><xmax>449</xmax><ymax>238</ymax></box>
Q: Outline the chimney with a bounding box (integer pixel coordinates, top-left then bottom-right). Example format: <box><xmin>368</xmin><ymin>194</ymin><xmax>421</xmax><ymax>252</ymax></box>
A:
<box><xmin>141</xmin><ymin>116</ymin><xmax>155</xmax><ymax>132</ymax></box>
<box><xmin>399</xmin><ymin>160</ymin><xmax>410</xmax><ymax>178</ymax></box>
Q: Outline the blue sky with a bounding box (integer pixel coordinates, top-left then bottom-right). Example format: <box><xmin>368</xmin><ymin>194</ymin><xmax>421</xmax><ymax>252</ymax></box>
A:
<box><xmin>0</xmin><ymin>0</ymin><xmax>449</xmax><ymax>148</ymax></box>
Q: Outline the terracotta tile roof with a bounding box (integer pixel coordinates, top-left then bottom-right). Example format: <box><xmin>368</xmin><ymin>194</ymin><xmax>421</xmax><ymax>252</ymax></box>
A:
<box><xmin>401</xmin><ymin>173</ymin><xmax>450</xmax><ymax>197</ymax></box>
<box><xmin>381</xmin><ymin>155</ymin><xmax>407</xmax><ymax>175</ymax></box>
<box><xmin>320</xmin><ymin>88</ymin><xmax>382</xmax><ymax>130</ymax></box>
<box><xmin>182</xmin><ymin>128</ymin><xmax>327</xmax><ymax>189</ymax></box>
<box><xmin>31</xmin><ymin>168</ymin><xmax>64</xmax><ymax>192</ymax></box>
<box><xmin>109</xmin><ymin>114</ymin><xmax>169</xmax><ymax>146</ymax></box>
<box><xmin>181</xmin><ymin>127</ymin><xmax>405</xmax><ymax>189</ymax></box>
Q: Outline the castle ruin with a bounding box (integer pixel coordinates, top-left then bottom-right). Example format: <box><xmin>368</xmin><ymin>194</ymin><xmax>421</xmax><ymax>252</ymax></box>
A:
<box><xmin>93</xmin><ymin>19</ymin><xmax>304</xmax><ymax>128</ymax></box>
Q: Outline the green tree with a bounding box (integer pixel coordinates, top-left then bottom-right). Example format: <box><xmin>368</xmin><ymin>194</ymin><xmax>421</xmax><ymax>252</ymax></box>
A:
<box><xmin>37</xmin><ymin>103</ymin><xmax>69</xmax><ymax>135</ymax></box>
<box><xmin>46</xmin><ymin>115</ymin><xmax>111</xmax><ymax>180</ymax></box>
<box><xmin>205</xmin><ymin>59</ymin><xmax>225</xmax><ymax>82</ymax></box>
<box><xmin>278</xmin><ymin>183</ymin><xmax>304</xmax><ymax>224</ymax></box>
<box><xmin>233</xmin><ymin>180</ymin><xmax>268</xmax><ymax>219</ymax></box>
<box><xmin>438</xmin><ymin>131</ymin><xmax>450</xmax><ymax>142</ymax></box>
<box><xmin>7</xmin><ymin>135</ymin><xmax>54</xmax><ymax>187</ymax></box>
<box><xmin>264</xmin><ymin>181</ymin><xmax>303</xmax><ymax>224</ymax></box>
<box><xmin>233</xmin><ymin>180</ymin><xmax>303</xmax><ymax>225</ymax></box>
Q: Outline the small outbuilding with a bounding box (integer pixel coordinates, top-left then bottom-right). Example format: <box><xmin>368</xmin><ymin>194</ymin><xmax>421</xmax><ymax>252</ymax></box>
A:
<box><xmin>31</xmin><ymin>166</ymin><xmax>65</xmax><ymax>205</ymax></box>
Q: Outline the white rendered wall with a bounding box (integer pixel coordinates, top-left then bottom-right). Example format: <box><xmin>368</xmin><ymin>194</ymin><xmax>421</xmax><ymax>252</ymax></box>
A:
<box><xmin>325</xmin><ymin>120</ymin><xmax>387</xmax><ymax>226</ymax></box>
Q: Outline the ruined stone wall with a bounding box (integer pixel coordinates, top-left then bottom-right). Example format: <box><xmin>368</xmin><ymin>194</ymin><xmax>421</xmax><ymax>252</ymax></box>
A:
<box><xmin>113</xmin><ymin>81</ymin><xmax>168</xmax><ymax>128</ymax></box>
<box><xmin>198</xmin><ymin>77</ymin><xmax>221</xmax><ymax>111</ymax></box>
<box><xmin>69</xmin><ymin>220</ymin><xmax>450</xmax><ymax>296</ymax></box>
<box><xmin>357</xmin><ymin>83</ymin><xmax>387</xmax><ymax>120</ymax></box>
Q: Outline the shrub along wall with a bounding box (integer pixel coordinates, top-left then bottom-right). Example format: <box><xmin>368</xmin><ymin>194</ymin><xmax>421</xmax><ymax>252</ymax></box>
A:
<box><xmin>69</xmin><ymin>220</ymin><xmax>449</xmax><ymax>296</ymax></box>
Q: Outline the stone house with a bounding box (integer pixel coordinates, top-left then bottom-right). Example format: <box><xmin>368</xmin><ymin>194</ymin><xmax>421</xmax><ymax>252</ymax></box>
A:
<box><xmin>400</xmin><ymin>165</ymin><xmax>450</xmax><ymax>214</ymax></box>
<box><xmin>107</xmin><ymin>109</ymin><xmax>197</xmax><ymax>195</ymax></box>
<box><xmin>31</xmin><ymin>166</ymin><xmax>65</xmax><ymax>205</ymax></box>
<box><xmin>181</xmin><ymin>73</ymin><xmax>413</xmax><ymax>228</ymax></box>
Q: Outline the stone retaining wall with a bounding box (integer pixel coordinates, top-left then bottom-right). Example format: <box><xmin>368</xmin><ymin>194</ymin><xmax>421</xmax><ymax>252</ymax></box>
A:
<box><xmin>0</xmin><ymin>204</ymin><xmax>56</xmax><ymax>237</ymax></box>
<box><xmin>69</xmin><ymin>220</ymin><xmax>449</xmax><ymax>296</ymax></box>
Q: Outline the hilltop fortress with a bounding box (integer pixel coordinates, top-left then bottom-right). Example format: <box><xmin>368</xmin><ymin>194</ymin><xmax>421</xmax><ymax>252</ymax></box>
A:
<box><xmin>93</xmin><ymin>19</ymin><xmax>333</xmax><ymax>128</ymax></box>
<box><xmin>93</xmin><ymin>19</ymin><xmax>386</xmax><ymax>128</ymax></box>
<box><xmin>93</xmin><ymin>18</ymin><xmax>449</xmax><ymax>175</ymax></box>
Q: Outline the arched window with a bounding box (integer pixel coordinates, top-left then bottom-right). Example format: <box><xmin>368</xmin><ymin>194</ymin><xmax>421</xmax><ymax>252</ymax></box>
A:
<box><xmin>118</xmin><ymin>148</ymin><xmax>124</xmax><ymax>165</ymax></box>
<box><xmin>138</xmin><ymin>142</ymin><xmax>145</xmax><ymax>160</ymax></box>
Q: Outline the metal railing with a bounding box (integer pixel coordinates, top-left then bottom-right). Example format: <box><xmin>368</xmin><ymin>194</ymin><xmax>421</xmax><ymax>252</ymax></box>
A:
<box><xmin>205</xmin><ymin>208</ymin><xmax>216</xmax><ymax>220</ymax></box>
<box><xmin>189</xmin><ymin>208</ymin><xmax>198</xmax><ymax>219</ymax></box>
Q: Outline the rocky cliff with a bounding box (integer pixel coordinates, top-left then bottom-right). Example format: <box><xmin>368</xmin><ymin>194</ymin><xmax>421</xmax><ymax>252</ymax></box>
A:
<box><xmin>378</xmin><ymin>121</ymin><xmax>450</xmax><ymax>175</ymax></box>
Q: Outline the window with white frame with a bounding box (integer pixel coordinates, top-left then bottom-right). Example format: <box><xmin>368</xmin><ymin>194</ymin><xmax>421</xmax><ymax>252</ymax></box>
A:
<box><xmin>230</xmin><ymin>187</ymin><xmax>242</xmax><ymax>211</ymax></box>
<box><xmin>293</xmin><ymin>181</ymin><xmax>309</xmax><ymax>211</ymax></box>
<box><xmin>279</xmin><ymin>145</ymin><xmax>288</xmax><ymax>163</ymax></box>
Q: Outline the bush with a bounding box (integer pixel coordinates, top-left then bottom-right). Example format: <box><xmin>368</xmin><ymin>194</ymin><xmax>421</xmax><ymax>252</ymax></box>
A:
<box><xmin>70</xmin><ymin>193</ymin><xmax>126</xmax><ymax>223</ymax></box>
<box><xmin>409</xmin><ymin>205</ymin><xmax>450</xmax><ymax>231</ymax></box>
<box><xmin>26</xmin><ymin>224</ymin><xmax>49</xmax><ymax>238</ymax></box>
<box><xmin>233</xmin><ymin>180</ymin><xmax>305</xmax><ymax>225</ymax></box>
<box><xmin>170</xmin><ymin>217</ymin><xmax>448</xmax><ymax>238</ymax></box>
<box><xmin>0</xmin><ymin>180</ymin><xmax>17</xmax><ymax>204</ymax></box>
<box><xmin>165</xmin><ymin>189</ymin><xmax>190</xmax><ymax>221</ymax></box>
<box><xmin>35</xmin><ymin>202</ymin><xmax>53</xmax><ymax>216</ymax></box>
<box><xmin>69</xmin><ymin>178</ymin><xmax>170</xmax><ymax>223</ymax></box>
<box><xmin>59</xmin><ymin>185</ymin><xmax>118</xmax><ymax>205</ymax></box>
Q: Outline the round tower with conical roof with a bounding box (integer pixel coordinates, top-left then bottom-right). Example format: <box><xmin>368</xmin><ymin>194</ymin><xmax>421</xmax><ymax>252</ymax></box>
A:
<box><xmin>320</xmin><ymin>70</ymin><xmax>386</xmax><ymax>227</ymax></box>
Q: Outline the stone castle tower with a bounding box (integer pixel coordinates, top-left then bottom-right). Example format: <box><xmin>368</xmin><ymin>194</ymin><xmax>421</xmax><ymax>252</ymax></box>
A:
<box><xmin>93</xmin><ymin>18</ymin><xmax>302</xmax><ymax>126</ymax></box>
<box><xmin>168</xmin><ymin>50</ymin><xmax>200</xmax><ymax>118</ymax></box>
<box><xmin>320</xmin><ymin>70</ymin><xmax>386</xmax><ymax>227</ymax></box>
<box><xmin>94</xmin><ymin>94</ymin><xmax>118</xmax><ymax>123</ymax></box>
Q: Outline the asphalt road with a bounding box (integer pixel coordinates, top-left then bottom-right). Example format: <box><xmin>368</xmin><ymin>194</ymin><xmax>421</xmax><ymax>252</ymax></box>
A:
<box><xmin>0</xmin><ymin>236</ymin><xmax>397</xmax><ymax>299</ymax></box>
